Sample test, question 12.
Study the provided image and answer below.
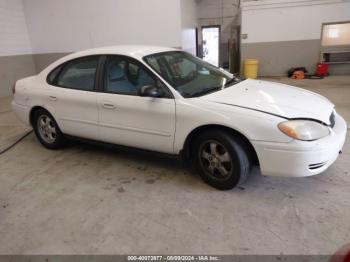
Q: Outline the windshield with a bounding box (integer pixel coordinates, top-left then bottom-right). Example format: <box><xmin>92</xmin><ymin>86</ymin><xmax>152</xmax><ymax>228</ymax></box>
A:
<box><xmin>143</xmin><ymin>51</ymin><xmax>241</xmax><ymax>98</ymax></box>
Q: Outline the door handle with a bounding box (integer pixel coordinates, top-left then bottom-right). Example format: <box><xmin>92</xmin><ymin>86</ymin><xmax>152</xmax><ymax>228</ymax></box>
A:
<box><xmin>49</xmin><ymin>96</ymin><xmax>57</xmax><ymax>101</ymax></box>
<box><xmin>102</xmin><ymin>103</ymin><xmax>116</xmax><ymax>109</ymax></box>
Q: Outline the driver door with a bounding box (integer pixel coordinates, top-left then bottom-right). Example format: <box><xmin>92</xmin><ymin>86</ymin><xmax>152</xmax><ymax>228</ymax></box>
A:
<box><xmin>97</xmin><ymin>55</ymin><xmax>176</xmax><ymax>154</ymax></box>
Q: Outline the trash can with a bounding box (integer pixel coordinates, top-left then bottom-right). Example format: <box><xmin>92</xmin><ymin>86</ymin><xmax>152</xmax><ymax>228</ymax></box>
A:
<box><xmin>244</xmin><ymin>59</ymin><xmax>259</xmax><ymax>79</ymax></box>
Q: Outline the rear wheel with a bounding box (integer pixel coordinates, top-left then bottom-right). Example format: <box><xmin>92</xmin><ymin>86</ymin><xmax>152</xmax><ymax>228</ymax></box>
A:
<box><xmin>193</xmin><ymin>130</ymin><xmax>251</xmax><ymax>190</ymax></box>
<box><xmin>33</xmin><ymin>109</ymin><xmax>65</xmax><ymax>149</ymax></box>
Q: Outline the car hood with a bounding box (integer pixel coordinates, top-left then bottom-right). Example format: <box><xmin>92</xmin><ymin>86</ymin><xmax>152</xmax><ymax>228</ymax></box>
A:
<box><xmin>200</xmin><ymin>79</ymin><xmax>334</xmax><ymax>125</ymax></box>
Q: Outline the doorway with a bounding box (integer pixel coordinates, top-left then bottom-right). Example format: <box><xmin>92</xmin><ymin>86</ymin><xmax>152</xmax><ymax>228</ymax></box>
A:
<box><xmin>202</xmin><ymin>26</ymin><xmax>220</xmax><ymax>67</ymax></box>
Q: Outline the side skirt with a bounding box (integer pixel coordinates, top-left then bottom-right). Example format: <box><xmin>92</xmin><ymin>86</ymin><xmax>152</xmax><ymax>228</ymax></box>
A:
<box><xmin>63</xmin><ymin>134</ymin><xmax>181</xmax><ymax>161</ymax></box>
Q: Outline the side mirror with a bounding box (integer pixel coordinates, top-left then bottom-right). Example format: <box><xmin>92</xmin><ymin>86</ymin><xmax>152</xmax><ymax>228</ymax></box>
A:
<box><xmin>138</xmin><ymin>85</ymin><xmax>163</xmax><ymax>98</ymax></box>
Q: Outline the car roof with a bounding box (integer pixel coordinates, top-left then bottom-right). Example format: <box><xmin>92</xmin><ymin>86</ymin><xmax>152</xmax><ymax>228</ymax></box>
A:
<box><xmin>38</xmin><ymin>45</ymin><xmax>179</xmax><ymax>77</ymax></box>
<box><xmin>69</xmin><ymin>45</ymin><xmax>178</xmax><ymax>59</ymax></box>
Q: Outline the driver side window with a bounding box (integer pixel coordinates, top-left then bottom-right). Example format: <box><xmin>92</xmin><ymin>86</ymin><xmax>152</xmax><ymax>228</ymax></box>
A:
<box><xmin>104</xmin><ymin>56</ymin><xmax>158</xmax><ymax>96</ymax></box>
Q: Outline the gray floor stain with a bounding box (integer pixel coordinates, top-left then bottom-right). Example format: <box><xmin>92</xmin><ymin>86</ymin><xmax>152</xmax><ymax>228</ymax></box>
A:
<box><xmin>145</xmin><ymin>179</ymin><xmax>155</xmax><ymax>184</ymax></box>
<box><xmin>117</xmin><ymin>187</ymin><xmax>125</xmax><ymax>193</ymax></box>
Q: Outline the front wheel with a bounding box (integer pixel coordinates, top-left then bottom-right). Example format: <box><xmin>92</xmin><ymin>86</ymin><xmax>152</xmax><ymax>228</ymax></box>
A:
<box><xmin>33</xmin><ymin>109</ymin><xmax>65</xmax><ymax>149</ymax></box>
<box><xmin>193</xmin><ymin>130</ymin><xmax>251</xmax><ymax>190</ymax></box>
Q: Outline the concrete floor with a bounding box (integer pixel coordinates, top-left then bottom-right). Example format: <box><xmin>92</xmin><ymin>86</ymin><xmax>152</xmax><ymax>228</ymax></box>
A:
<box><xmin>0</xmin><ymin>76</ymin><xmax>349</xmax><ymax>255</ymax></box>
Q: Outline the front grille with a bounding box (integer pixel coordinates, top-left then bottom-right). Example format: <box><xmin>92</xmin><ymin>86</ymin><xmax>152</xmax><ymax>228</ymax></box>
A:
<box><xmin>309</xmin><ymin>162</ymin><xmax>327</xmax><ymax>170</ymax></box>
<box><xmin>329</xmin><ymin>111</ymin><xmax>335</xmax><ymax>128</ymax></box>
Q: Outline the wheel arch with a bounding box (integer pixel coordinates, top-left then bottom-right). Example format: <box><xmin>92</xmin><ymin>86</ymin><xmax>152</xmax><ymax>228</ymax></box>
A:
<box><xmin>29</xmin><ymin>106</ymin><xmax>50</xmax><ymax>127</ymax></box>
<box><xmin>181</xmin><ymin>124</ymin><xmax>259</xmax><ymax>166</ymax></box>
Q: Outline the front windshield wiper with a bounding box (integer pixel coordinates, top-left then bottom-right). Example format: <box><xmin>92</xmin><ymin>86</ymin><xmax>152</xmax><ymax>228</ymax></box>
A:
<box><xmin>190</xmin><ymin>86</ymin><xmax>222</xmax><ymax>98</ymax></box>
<box><xmin>224</xmin><ymin>78</ymin><xmax>236</xmax><ymax>87</ymax></box>
<box><xmin>224</xmin><ymin>77</ymin><xmax>243</xmax><ymax>87</ymax></box>
<box><xmin>190</xmin><ymin>77</ymin><xmax>246</xmax><ymax>98</ymax></box>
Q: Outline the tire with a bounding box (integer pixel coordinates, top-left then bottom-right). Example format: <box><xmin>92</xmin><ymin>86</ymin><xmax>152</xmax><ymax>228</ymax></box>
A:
<box><xmin>33</xmin><ymin>109</ymin><xmax>65</xmax><ymax>149</ymax></box>
<box><xmin>193</xmin><ymin>130</ymin><xmax>251</xmax><ymax>190</ymax></box>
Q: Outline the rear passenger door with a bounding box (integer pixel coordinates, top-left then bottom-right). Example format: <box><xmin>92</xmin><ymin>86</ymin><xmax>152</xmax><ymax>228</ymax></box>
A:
<box><xmin>97</xmin><ymin>55</ymin><xmax>176</xmax><ymax>154</ymax></box>
<box><xmin>45</xmin><ymin>56</ymin><xmax>101</xmax><ymax>140</ymax></box>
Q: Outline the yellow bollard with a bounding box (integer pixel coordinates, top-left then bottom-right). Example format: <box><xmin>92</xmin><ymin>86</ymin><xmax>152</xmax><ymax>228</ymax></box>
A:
<box><xmin>244</xmin><ymin>59</ymin><xmax>259</xmax><ymax>79</ymax></box>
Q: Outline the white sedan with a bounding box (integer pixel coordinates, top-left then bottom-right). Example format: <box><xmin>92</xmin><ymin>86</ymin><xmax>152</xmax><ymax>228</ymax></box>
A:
<box><xmin>12</xmin><ymin>46</ymin><xmax>347</xmax><ymax>190</ymax></box>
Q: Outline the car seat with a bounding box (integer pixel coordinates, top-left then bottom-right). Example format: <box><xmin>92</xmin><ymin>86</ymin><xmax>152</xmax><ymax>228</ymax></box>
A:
<box><xmin>108</xmin><ymin>61</ymin><xmax>137</xmax><ymax>95</ymax></box>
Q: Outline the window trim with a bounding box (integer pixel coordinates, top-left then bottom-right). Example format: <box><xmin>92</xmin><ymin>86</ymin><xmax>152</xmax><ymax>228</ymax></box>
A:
<box><xmin>46</xmin><ymin>55</ymin><xmax>102</xmax><ymax>92</ymax></box>
<box><xmin>100</xmin><ymin>54</ymin><xmax>174</xmax><ymax>99</ymax></box>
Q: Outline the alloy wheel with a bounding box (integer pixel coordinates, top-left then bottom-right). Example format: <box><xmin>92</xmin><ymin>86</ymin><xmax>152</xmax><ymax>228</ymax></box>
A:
<box><xmin>37</xmin><ymin>115</ymin><xmax>57</xmax><ymax>144</ymax></box>
<box><xmin>199</xmin><ymin>140</ymin><xmax>233</xmax><ymax>181</ymax></box>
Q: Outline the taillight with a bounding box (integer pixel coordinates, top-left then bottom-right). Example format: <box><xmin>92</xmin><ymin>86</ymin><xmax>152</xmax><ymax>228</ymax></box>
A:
<box><xmin>12</xmin><ymin>82</ymin><xmax>16</xmax><ymax>94</ymax></box>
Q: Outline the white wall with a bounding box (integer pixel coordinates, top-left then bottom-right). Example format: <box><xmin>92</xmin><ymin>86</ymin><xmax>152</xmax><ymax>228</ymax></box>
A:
<box><xmin>0</xmin><ymin>0</ymin><xmax>32</xmax><ymax>56</ymax></box>
<box><xmin>241</xmin><ymin>0</ymin><xmax>350</xmax><ymax>44</ymax></box>
<box><xmin>241</xmin><ymin>0</ymin><xmax>350</xmax><ymax>76</ymax></box>
<box><xmin>23</xmin><ymin>0</ymin><xmax>183</xmax><ymax>54</ymax></box>
<box><xmin>0</xmin><ymin>0</ymin><xmax>35</xmax><ymax>98</ymax></box>
<box><xmin>180</xmin><ymin>0</ymin><xmax>198</xmax><ymax>55</ymax></box>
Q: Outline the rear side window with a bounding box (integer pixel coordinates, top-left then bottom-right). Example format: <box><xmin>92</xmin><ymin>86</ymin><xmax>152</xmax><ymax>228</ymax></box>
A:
<box><xmin>47</xmin><ymin>65</ymin><xmax>63</xmax><ymax>84</ymax></box>
<box><xmin>51</xmin><ymin>56</ymin><xmax>99</xmax><ymax>91</ymax></box>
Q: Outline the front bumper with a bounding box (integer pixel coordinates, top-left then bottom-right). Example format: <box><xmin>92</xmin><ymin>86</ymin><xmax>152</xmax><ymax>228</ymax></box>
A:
<box><xmin>252</xmin><ymin>113</ymin><xmax>347</xmax><ymax>177</ymax></box>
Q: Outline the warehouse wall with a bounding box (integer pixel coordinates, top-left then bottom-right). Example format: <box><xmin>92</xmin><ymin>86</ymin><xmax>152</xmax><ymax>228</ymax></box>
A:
<box><xmin>241</xmin><ymin>0</ymin><xmax>350</xmax><ymax>76</ymax></box>
<box><xmin>180</xmin><ymin>0</ymin><xmax>198</xmax><ymax>56</ymax></box>
<box><xmin>0</xmin><ymin>0</ymin><xmax>36</xmax><ymax>98</ymax></box>
<box><xmin>23</xmin><ymin>0</ymin><xmax>183</xmax><ymax>72</ymax></box>
<box><xmin>197</xmin><ymin>0</ymin><xmax>240</xmax><ymax>67</ymax></box>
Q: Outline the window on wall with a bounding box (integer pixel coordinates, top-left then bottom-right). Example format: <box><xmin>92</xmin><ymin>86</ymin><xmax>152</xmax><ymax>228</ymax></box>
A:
<box><xmin>55</xmin><ymin>56</ymin><xmax>99</xmax><ymax>91</ymax></box>
<box><xmin>322</xmin><ymin>22</ymin><xmax>350</xmax><ymax>46</ymax></box>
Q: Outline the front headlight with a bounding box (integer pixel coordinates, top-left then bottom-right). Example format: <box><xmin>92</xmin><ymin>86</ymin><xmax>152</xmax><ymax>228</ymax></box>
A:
<box><xmin>278</xmin><ymin>120</ymin><xmax>330</xmax><ymax>141</ymax></box>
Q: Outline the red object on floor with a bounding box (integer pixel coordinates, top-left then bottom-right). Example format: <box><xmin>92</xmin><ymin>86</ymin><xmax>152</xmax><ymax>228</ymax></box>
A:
<box><xmin>316</xmin><ymin>62</ymin><xmax>329</xmax><ymax>77</ymax></box>
<box><xmin>330</xmin><ymin>244</ymin><xmax>350</xmax><ymax>262</ymax></box>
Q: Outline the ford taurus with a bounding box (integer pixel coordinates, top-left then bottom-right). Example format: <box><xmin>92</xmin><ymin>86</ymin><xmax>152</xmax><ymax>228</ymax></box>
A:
<box><xmin>12</xmin><ymin>46</ymin><xmax>347</xmax><ymax>190</ymax></box>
